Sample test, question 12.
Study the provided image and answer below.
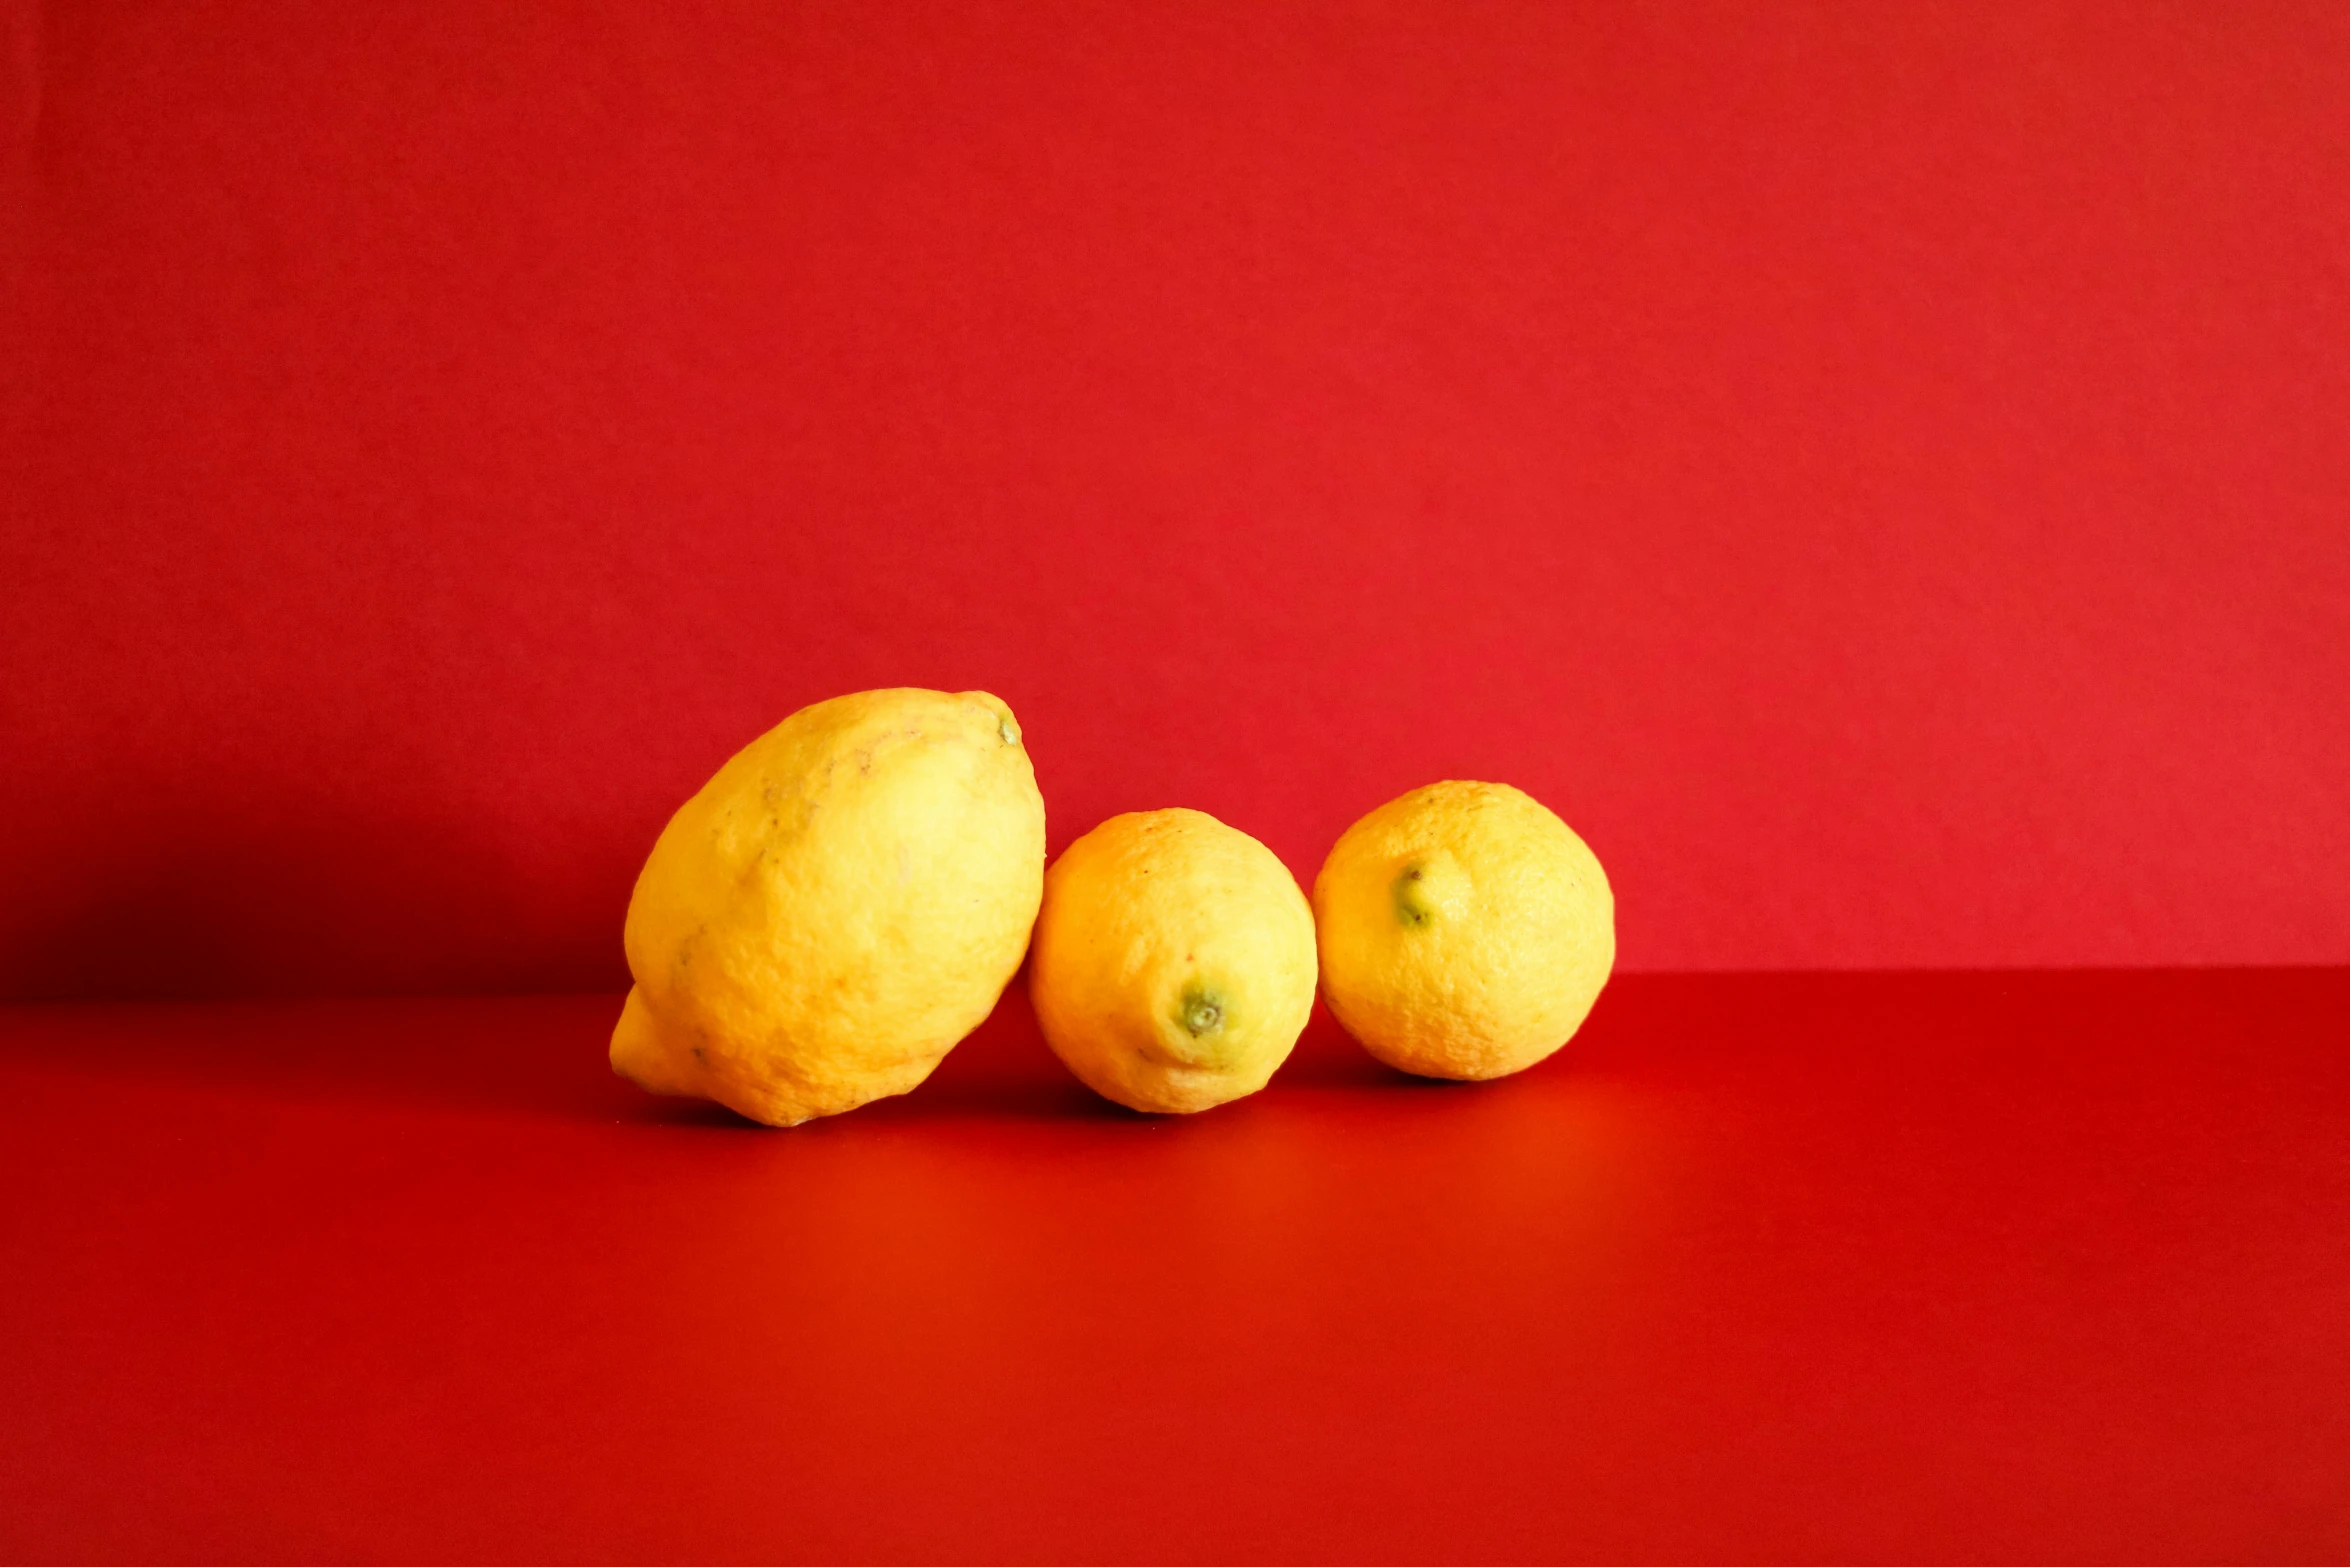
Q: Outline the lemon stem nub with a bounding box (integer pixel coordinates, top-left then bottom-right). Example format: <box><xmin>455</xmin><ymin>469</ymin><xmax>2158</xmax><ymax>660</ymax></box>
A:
<box><xmin>1393</xmin><ymin>865</ymin><xmax>1433</xmax><ymax>928</ymax></box>
<box><xmin>1178</xmin><ymin>986</ymin><xmax>1226</xmax><ymax>1037</ymax></box>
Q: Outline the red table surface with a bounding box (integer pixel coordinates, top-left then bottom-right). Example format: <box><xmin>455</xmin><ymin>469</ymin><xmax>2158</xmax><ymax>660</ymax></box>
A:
<box><xmin>4</xmin><ymin>970</ymin><xmax>2345</xmax><ymax>1563</ymax></box>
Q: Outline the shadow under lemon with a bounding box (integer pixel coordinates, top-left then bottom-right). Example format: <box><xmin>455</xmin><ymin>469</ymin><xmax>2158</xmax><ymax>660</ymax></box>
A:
<box><xmin>0</xmin><ymin>968</ymin><xmax>1583</xmax><ymax>1130</ymax></box>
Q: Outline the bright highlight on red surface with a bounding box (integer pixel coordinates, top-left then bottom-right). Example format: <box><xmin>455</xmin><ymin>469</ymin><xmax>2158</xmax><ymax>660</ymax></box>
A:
<box><xmin>4</xmin><ymin>0</ymin><xmax>2347</xmax><ymax>999</ymax></box>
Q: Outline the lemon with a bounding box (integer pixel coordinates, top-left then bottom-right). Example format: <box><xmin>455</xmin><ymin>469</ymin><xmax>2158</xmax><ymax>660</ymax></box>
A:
<box><xmin>1029</xmin><ymin>809</ymin><xmax>1316</xmax><ymax>1114</ymax></box>
<box><xmin>610</xmin><ymin>688</ymin><xmax>1045</xmax><ymax>1126</ymax></box>
<box><xmin>1312</xmin><ymin>781</ymin><xmax>1613</xmax><ymax>1080</ymax></box>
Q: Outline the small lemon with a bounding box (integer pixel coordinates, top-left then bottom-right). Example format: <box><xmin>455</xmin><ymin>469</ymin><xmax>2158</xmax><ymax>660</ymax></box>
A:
<box><xmin>1029</xmin><ymin>809</ymin><xmax>1316</xmax><ymax>1114</ymax></box>
<box><xmin>611</xmin><ymin>687</ymin><xmax>1045</xmax><ymax>1126</ymax></box>
<box><xmin>1313</xmin><ymin>781</ymin><xmax>1613</xmax><ymax>1080</ymax></box>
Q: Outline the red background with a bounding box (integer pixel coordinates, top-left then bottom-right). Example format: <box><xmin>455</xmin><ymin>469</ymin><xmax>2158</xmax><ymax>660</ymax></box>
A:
<box><xmin>5</xmin><ymin>0</ymin><xmax>2345</xmax><ymax>1000</ymax></box>
<box><xmin>6</xmin><ymin>11</ymin><xmax>2350</xmax><ymax>1562</ymax></box>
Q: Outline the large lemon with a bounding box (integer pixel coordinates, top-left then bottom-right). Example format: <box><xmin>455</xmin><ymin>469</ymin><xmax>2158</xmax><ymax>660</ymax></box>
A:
<box><xmin>1030</xmin><ymin>809</ymin><xmax>1316</xmax><ymax>1114</ymax></box>
<box><xmin>610</xmin><ymin>688</ymin><xmax>1045</xmax><ymax>1126</ymax></box>
<box><xmin>1313</xmin><ymin>781</ymin><xmax>1613</xmax><ymax>1080</ymax></box>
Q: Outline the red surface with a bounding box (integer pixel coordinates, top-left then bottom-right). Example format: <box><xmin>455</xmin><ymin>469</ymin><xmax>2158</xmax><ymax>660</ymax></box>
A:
<box><xmin>5</xmin><ymin>1</ymin><xmax>2349</xmax><ymax>999</ymax></box>
<box><xmin>4</xmin><ymin>970</ymin><xmax>2346</xmax><ymax>1563</ymax></box>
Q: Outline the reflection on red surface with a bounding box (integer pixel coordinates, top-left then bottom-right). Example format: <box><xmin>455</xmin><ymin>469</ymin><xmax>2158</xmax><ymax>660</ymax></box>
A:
<box><xmin>5</xmin><ymin>971</ymin><xmax>2345</xmax><ymax>1562</ymax></box>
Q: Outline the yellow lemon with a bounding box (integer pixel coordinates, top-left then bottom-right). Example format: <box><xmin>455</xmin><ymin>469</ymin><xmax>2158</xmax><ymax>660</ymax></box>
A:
<box><xmin>1313</xmin><ymin>781</ymin><xmax>1613</xmax><ymax>1080</ymax></box>
<box><xmin>610</xmin><ymin>688</ymin><xmax>1045</xmax><ymax>1126</ymax></box>
<box><xmin>1030</xmin><ymin>809</ymin><xmax>1317</xmax><ymax>1114</ymax></box>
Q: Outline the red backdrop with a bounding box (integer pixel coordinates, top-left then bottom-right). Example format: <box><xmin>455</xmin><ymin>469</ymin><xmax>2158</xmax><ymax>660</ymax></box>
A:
<box><xmin>3</xmin><ymin>0</ymin><xmax>2345</xmax><ymax>1000</ymax></box>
